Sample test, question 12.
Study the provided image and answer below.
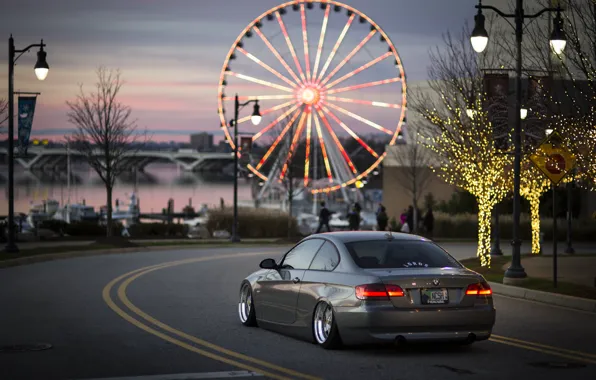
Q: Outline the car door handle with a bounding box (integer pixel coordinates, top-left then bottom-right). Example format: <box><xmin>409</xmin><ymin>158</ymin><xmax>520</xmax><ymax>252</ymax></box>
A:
<box><xmin>292</xmin><ymin>277</ymin><xmax>300</xmax><ymax>284</ymax></box>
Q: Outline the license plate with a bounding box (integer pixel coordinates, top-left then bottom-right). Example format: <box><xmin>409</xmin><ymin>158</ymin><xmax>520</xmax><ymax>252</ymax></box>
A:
<box><xmin>420</xmin><ymin>288</ymin><xmax>449</xmax><ymax>304</ymax></box>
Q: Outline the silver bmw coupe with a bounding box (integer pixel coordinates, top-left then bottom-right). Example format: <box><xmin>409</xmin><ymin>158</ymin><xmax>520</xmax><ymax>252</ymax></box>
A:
<box><xmin>238</xmin><ymin>231</ymin><xmax>495</xmax><ymax>349</ymax></box>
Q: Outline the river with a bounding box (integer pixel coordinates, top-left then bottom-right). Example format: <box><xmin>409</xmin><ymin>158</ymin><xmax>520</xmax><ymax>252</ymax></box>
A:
<box><xmin>0</xmin><ymin>163</ymin><xmax>252</xmax><ymax>215</ymax></box>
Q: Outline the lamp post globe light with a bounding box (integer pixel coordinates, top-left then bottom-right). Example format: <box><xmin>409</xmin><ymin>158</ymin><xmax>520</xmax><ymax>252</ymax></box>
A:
<box><xmin>231</xmin><ymin>94</ymin><xmax>261</xmax><ymax>243</ymax></box>
<box><xmin>469</xmin><ymin>1</ymin><xmax>566</xmax><ymax>283</ymax></box>
<box><xmin>5</xmin><ymin>35</ymin><xmax>49</xmax><ymax>254</ymax></box>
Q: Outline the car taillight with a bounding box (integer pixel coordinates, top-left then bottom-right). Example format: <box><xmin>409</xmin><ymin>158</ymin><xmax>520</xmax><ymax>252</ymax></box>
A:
<box><xmin>355</xmin><ymin>284</ymin><xmax>405</xmax><ymax>300</ymax></box>
<box><xmin>465</xmin><ymin>282</ymin><xmax>492</xmax><ymax>296</ymax></box>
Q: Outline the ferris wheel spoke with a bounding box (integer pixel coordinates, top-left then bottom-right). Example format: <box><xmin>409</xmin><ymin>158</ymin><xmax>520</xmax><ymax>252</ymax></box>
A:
<box><xmin>320</xmin><ymin>106</ymin><xmax>379</xmax><ymax>159</ymax></box>
<box><xmin>326</xmin><ymin>96</ymin><xmax>402</xmax><ymax>109</ymax></box>
<box><xmin>252</xmin><ymin>103</ymin><xmax>300</xmax><ymax>141</ymax></box>
<box><xmin>255</xmin><ymin>108</ymin><xmax>302</xmax><ymax>170</ymax></box>
<box><xmin>312</xmin><ymin>4</ymin><xmax>331</xmax><ymax>81</ymax></box>
<box><xmin>325</xmin><ymin>51</ymin><xmax>393</xmax><ymax>90</ymax></box>
<box><xmin>300</xmin><ymin>4</ymin><xmax>311</xmax><ymax>82</ymax></box>
<box><xmin>254</xmin><ymin>27</ymin><xmax>302</xmax><ymax>85</ymax></box>
<box><xmin>276</xmin><ymin>12</ymin><xmax>307</xmax><ymax>82</ymax></box>
<box><xmin>320</xmin><ymin>30</ymin><xmax>377</xmax><ymax>87</ymax></box>
<box><xmin>223</xmin><ymin>95</ymin><xmax>294</xmax><ymax>101</ymax></box>
<box><xmin>226</xmin><ymin>71</ymin><xmax>294</xmax><ymax>92</ymax></box>
<box><xmin>279</xmin><ymin>111</ymin><xmax>308</xmax><ymax>181</ymax></box>
<box><xmin>316</xmin><ymin>13</ymin><xmax>356</xmax><ymax>83</ymax></box>
<box><xmin>237</xmin><ymin>100</ymin><xmax>294</xmax><ymax>125</ymax></box>
<box><xmin>325</xmin><ymin>102</ymin><xmax>393</xmax><ymax>135</ymax></box>
<box><xmin>236</xmin><ymin>47</ymin><xmax>297</xmax><ymax>88</ymax></box>
<box><xmin>327</xmin><ymin>77</ymin><xmax>402</xmax><ymax>95</ymax></box>
<box><xmin>304</xmin><ymin>111</ymin><xmax>313</xmax><ymax>187</ymax></box>
<box><xmin>313</xmin><ymin>112</ymin><xmax>334</xmax><ymax>182</ymax></box>
<box><xmin>315</xmin><ymin>107</ymin><xmax>359</xmax><ymax>175</ymax></box>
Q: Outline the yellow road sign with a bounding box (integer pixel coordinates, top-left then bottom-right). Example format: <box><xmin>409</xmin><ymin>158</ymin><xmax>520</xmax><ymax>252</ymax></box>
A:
<box><xmin>529</xmin><ymin>131</ymin><xmax>576</xmax><ymax>185</ymax></box>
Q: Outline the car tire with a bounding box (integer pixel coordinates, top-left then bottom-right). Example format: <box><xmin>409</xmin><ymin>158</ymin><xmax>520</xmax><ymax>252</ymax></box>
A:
<box><xmin>238</xmin><ymin>282</ymin><xmax>257</xmax><ymax>327</ymax></box>
<box><xmin>312</xmin><ymin>301</ymin><xmax>342</xmax><ymax>349</ymax></box>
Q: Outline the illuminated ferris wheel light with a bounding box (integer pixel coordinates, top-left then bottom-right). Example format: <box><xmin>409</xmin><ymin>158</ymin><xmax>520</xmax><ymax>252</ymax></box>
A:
<box><xmin>217</xmin><ymin>0</ymin><xmax>407</xmax><ymax>195</ymax></box>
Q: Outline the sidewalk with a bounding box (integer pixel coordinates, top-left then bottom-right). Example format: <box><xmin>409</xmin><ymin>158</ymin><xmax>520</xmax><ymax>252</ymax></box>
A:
<box><xmin>506</xmin><ymin>255</ymin><xmax>596</xmax><ymax>288</ymax></box>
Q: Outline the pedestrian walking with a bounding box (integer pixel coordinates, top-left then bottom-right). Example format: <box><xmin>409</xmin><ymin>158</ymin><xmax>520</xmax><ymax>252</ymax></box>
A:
<box><xmin>348</xmin><ymin>205</ymin><xmax>361</xmax><ymax>231</ymax></box>
<box><xmin>316</xmin><ymin>201</ymin><xmax>332</xmax><ymax>233</ymax></box>
<box><xmin>423</xmin><ymin>207</ymin><xmax>435</xmax><ymax>239</ymax></box>
<box><xmin>376</xmin><ymin>206</ymin><xmax>388</xmax><ymax>231</ymax></box>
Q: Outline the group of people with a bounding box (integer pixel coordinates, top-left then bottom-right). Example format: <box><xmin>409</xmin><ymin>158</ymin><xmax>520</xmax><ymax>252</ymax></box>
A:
<box><xmin>315</xmin><ymin>201</ymin><xmax>363</xmax><ymax>233</ymax></box>
<box><xmin>396</xmin><ymin>205</ymin><xmax>434</xmax><ymax>236</ymax></box>
<box><xmin>315</xmin><ymin>201</ymin><xmax>435</xmax><ymax>237</ymax></box>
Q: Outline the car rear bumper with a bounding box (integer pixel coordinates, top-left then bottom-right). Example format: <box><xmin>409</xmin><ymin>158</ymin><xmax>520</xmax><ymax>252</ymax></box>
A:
<box><xmin>334</xmin><ymin>302</ymin><xmax>495</xmax><ymax>345</ymax></box>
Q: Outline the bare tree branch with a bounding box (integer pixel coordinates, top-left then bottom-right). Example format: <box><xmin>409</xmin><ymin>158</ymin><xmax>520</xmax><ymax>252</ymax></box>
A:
<box><xmin>388</xmin><ymin>124</ymin><xmax>434</xmax><ymax>232</ymax></box>
<box><xmin>0</xmin><ymin>98</ymin><xmax>8</xmax><ymax>128</ymax></box>
<box><xmin>65</xmin><ymin>67</ymin><xmax>149</xmax><ymax>237</ymax></box>
<box><xmin>409</xmin><ymin>22</ymin><xmax>513</xmax><ymax>266</ymax></box>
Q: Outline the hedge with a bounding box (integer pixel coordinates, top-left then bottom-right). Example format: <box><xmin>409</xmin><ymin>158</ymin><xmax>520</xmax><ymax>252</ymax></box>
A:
<box><xmin>37</xmin><ymin>220</ymin><xmax>122</xmax><ymax>237</ymax></box>
<box><xmin>128</xmin><ymin>222</ymin><xmax>189</xmax><ymax>237</ymax></box>
<box><xmin>401</xmin><ymin>212</ymin><xmax>595</xmax><ymax>241</ymax></box>
<box><xmin>206</xmin><ymin>208</ymin><xmax>298</xmax><ymax>238</ymax></box>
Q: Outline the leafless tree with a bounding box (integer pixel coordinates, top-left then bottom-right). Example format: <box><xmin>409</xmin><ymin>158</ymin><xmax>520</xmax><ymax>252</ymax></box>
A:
<box><xmin>409</xmin><ymin>22</ymin><xmax>513</xmax><ymax>265</ymax></box>
<box><xmin>65</xmin><ymin>67</ymin><xmax>147</xmax><ymax>237</ymax></box>
<box><xmin>410</xmin><ymin>18</ymin><xmax>507</xmax><ymax>132</ymax></box>
<box><xmin>387</xmin><ymin>125</ymin><xmax>433</xmax><ymax>233</ymax></box>
<box><xmin>260</xmin><ymin>109</ymin><xmax>307</xmax><ymax>238</ymax></box>
<box><xmin>492</xmin><ymin>0</ymin><xmax>596</xmax><ymax>189</ymax></box>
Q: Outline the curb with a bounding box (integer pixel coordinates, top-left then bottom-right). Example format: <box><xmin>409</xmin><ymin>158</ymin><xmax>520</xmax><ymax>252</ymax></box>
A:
<box><xmin>489</xmin><ymin>282</ymin><xmax>596</xmax><ymax>313</ymax></box>
<box><xmin>0</xmin><ymin>243</ymin><xmax>286</xmax><ymax>269</ymax></box>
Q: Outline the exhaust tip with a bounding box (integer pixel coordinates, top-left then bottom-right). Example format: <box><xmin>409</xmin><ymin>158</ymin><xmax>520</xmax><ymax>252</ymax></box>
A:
<box><xmin>467</xmin><ymin>333</ymin><xmax>476</xmax><ymax>343</ymax></box>
<box><xmin>394</xmin><ymin>335</ymin><xmax>406</xmax><ymax>346</ymax></box>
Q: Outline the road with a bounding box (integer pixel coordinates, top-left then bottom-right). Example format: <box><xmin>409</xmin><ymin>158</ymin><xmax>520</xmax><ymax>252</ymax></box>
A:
<box><xmin>1</xmin><ymin>245</ymin><xmax>595</xmax><ymax>380</ymax></box>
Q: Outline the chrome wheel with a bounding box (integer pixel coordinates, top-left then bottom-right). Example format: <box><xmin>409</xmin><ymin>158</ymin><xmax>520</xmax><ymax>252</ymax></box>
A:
<box><xmin>314</xmin><ymin>302</ymin><xmax>333</xmax><ymax>344</ymax></box>
<box><xmin>238</xmin><ymin>284</ymin><xmax>252</xmax><ymax>323</ymax></box>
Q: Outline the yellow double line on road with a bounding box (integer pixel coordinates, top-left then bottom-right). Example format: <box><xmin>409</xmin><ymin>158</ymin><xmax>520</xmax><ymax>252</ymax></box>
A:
<box><xmin>103</xmin><ymin>252</ymin><xmax>596</xmax><ymax>378</ymax></box>
<box><xmin>490</xmin><ymin>334</ymin><xmax>596</xmax><ymax>365</ymax></box>
<box><xmin>102</xmin><ymin>252</ymin><xmax>322</xmax><ymax>380</ymax></box>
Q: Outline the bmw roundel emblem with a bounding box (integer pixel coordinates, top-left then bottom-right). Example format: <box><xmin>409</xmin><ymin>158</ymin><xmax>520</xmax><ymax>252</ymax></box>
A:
<box><xmin>432</xmin><ymin>279</ymin><xmax>440</xmax><ymax>286</ymax></box>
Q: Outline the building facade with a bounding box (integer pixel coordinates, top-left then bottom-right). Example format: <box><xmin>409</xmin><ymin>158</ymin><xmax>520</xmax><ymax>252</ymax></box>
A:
<box><xmin>190</xmin><ymin>132</ymin><xmax>214</xmax><ymax>151</ymax></box>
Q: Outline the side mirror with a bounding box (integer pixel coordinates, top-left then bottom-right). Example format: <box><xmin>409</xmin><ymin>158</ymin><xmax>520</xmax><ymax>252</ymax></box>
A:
<box><xmin>259</xmin><ymin>258</ymin><xmax>278</xmax><ymax>269</ymax></box>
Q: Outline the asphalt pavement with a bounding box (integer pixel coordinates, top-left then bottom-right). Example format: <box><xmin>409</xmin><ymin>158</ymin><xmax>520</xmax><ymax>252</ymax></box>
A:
<box><xmin>1</xmin><ymin>246</ymin><xmax>595</xmax><ymax>380</ymax></box>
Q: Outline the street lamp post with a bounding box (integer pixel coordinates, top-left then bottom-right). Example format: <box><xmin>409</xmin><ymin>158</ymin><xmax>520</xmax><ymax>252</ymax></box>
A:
<box><xmin>565</xmin><ymin>167</ymin><xmax>575</xmax><ymax>254</ymax></box>
<box><xmin>5</xmin><ymin>35</ymin><xmax>49</xmax><ymax>253</ymax></box>
<box><xmin>470</xmin><ymin>0</ymin><xmax>566</xmax><ymax>283</ymax></box>
<box><xmin>231</xmin><ymin>94</ymin><xmax>261</xmax><ymax>243</ymax></box>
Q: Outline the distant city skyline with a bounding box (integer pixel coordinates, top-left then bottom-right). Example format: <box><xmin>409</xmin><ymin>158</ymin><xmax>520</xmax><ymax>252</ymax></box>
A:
<box><xmin>1</xmin><ymin>0</ymin><xmax>501</xmax><ymax>143</ymax></box>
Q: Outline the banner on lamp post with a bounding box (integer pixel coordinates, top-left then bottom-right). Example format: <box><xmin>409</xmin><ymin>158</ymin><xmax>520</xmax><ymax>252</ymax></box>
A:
<box><xmin>17</xmin><ymin>96</ymin><xmax>38</xmax><ymax>155</ymax></box>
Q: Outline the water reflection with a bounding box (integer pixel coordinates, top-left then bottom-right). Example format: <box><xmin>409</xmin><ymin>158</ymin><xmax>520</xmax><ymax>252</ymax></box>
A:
<box><xmin>0</xmin><ymin>163</ymin><xmax>252</xmax><ymax>214</ymax></box>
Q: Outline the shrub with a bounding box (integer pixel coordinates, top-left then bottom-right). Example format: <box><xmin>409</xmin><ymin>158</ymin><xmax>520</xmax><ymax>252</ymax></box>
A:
<box><xmin>206</xmin><ymin>207</ymin><xmax>298</xmax><ymax>238</ymax></box>
<box><xmin>128</xmin><ymin>222</ymin><xmax>189</xmax><ymax>237</ymax></box>
<box><xmin>64</xmin><ymin>221</ymin><xmax>122</xmax><ymax>237</ymax></box>
<box><xmin>430</xmin><ymin>211</ymin><xmax>595</xmax><ymax>241</ymax></box>
<box><xmin>38</xmin><ymin>220</ymin><xmax>68</xmax><ymax>234</ymax></box>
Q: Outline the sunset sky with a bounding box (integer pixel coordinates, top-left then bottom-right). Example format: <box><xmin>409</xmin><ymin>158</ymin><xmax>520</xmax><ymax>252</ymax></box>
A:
<box><xmin>0</xmin><ymin>0</ymin><xmax>505</xmax><ymax>143</ymax></box>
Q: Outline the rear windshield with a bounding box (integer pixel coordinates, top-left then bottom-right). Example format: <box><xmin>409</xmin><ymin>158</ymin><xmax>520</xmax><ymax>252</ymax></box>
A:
<box><xmin>345</xmin><ymin>240</ymin><xmax>462</xmax><ymax>269</ymax></box>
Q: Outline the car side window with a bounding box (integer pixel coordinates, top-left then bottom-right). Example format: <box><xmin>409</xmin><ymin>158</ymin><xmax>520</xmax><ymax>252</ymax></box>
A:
<box><xmin>280</xmin><ymin>239</ymin><xmax>324</xmax><ymax>270</ymax></box>
<box><xmin>308</xmin><ymin>241</ymin><xmax>340</xmax><ymax>271</ymax></box>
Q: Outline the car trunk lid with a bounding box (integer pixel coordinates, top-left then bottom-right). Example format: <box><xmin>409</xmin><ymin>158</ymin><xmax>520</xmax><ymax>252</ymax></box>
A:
<box><xmin>365</xmin><ymin>267</ymin><xmax>485</xmax><ymax>308</ymax></box>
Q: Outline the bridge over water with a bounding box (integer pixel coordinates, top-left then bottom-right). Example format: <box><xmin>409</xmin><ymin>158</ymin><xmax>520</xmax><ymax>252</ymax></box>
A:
<box><xmin>0</xmin><ymin>148</ymin><xmax>235</xmax><ymax>172</ymax></box>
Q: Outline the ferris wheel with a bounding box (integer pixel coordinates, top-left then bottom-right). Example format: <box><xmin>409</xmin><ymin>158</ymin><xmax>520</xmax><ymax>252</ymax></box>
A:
<box><xmin>217</xmin><ymin>0</ymin><xmax>407</xmax><ymax>202</ymax></box>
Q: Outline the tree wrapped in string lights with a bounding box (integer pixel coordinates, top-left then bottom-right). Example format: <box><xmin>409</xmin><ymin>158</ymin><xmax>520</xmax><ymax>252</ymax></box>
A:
<box><xmin>420</xmin><ymin>94</ymin><xmax>513</xmax><ymax>267</ymax></box>
<box><xmin>504</xmin><ymin>1</ymin><xmax>596</xmax><ymax>190</ymax></box>
<box><xmin>411</xmin><ymin>23</ymin><xmax>510</xmax><ymax>267</ymax></box>
<box><xmin>520</xmin><ymin>163</ymin><xmax>550</xmax><ymax>254</ymax></box>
